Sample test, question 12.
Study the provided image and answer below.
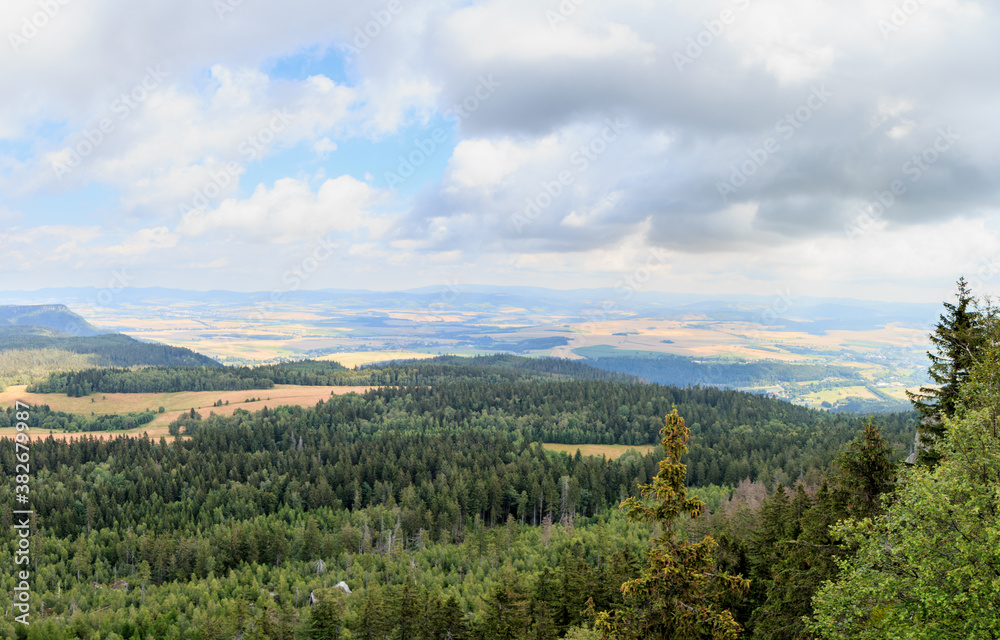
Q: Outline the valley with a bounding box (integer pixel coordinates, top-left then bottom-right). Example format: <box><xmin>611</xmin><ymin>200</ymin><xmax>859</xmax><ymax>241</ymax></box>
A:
<box><xmin>0</xmin><ymin>287</ymin><xmax>938</xmax><ymax>412</ymax></box>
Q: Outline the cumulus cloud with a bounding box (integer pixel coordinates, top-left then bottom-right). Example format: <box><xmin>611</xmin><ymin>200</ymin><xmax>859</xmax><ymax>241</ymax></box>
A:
<box><xmin>105</xmin><ymin>227</ymin><xmax>178</xmax><ymax>256</ymax></box>
<box><xmin>178</xmin><ymin>175</ymin><xmax>391</xmax><ymax>243</ymax></box>
<box><xmin>3</xmin><ymin>0</ymin><xmax>1000</xmax><ymax>296</ymax></box>
<box><xmin>26</xmin><ymin>64</ymin><xmax>360</xmax><ymax>216</ymax></box>
<box><xmin>376</xmin><ymin>0</ymin><xmax>1000</xmax><ymax>276</ymax></box>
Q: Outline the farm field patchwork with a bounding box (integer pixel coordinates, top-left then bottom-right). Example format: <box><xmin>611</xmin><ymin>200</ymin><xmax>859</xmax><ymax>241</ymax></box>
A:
<box><xmin>27</xmin><ymin>289</ymin><xmax>935</xmax><ymax>414</ymax></box>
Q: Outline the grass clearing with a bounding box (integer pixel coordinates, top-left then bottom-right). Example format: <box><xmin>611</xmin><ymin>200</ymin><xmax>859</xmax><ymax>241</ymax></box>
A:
<box><xmin>315</xmin><ymin>351</ymin><xmax>441</xmax><ymax>367</ymax></box>
<box><xmin>0</xmin><ymin>424</ymin><xmax>181</xmax><ymax>442</ymax></box>
<box><xmin>542</xmin><ymin>443</ymin><xmax>659</xmax><ymax>460</ymax></box>
<box><xmin>802</xmin><ymin>385</ymin><xmax>879</xmax><ymax>405</ymax></box>
<box><xmin>880</xmin><ymin>385</ymin><xmax>919</xmax><ymax>402</ymax></box>
<box><xmin>0</xmin><ymin>384</ymin><xmax>378</xmax><ymax>440</ymax></box>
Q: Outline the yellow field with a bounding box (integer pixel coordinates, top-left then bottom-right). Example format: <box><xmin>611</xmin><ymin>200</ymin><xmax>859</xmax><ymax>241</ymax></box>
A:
<box><xmin>316</xmin><ymin>351</ymin><xmax>440</xmax><ymax>367</ymax></box>
<box><xmin>550</xmin><ymin>319</ymin><xmax>796</xmax><ymax>361</ymax></box>
<box><xmin>879</xmin><ymin>385</ymin><xmax>920</xmax><ymax>402</ymax></box>
<box><xmin>549</xmin><ymin>318</ymin><xmax>929</xmax><ymax>364</ymax></box>
<box><xmin>0</xmin><ymin>423</ymin><xmax>179</xmax><ymax>442</ymax></box>
<box><xmin>542</xmin><ymin>443</ymin><xmax>659</xmax><ymax>460</ymax></box>
<box><xmin>802</xmin><ymin>385</ymin><xmax>879</xmax><ymax>406</ymax></box>
<box><xmin>81</xmin><ymin>306</ymin><xmax>463</xmax><ymax>365</ymax></box>
<box><xmin>0</xmin><ymin>384</ymin><xmax>377</xmax><ymax>441</ymax></box>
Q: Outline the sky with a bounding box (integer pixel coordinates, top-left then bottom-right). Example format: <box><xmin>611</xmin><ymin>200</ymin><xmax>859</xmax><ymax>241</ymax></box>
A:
<box><xmin>1</xmin><ymin>0</ymin><xmax>998</xmax><ymax>303</ymax></box>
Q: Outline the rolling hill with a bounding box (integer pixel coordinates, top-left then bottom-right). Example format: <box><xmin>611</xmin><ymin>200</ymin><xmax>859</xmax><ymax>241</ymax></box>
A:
<box><xmin>0</xmin><ymin>305</ymin><xmax>219</xmax><ymax>389</ymax></box>
<box><xmin>0</xmin><ymin>304</ymin><xmax>103</xmax><ymax>336</ymax></box>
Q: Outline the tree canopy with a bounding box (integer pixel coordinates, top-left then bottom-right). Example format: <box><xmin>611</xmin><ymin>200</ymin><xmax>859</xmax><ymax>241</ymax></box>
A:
<box><xmin>813</xmin><ymin>329</ymin><xmax>1000</xmax><ymax>638</ymax></box>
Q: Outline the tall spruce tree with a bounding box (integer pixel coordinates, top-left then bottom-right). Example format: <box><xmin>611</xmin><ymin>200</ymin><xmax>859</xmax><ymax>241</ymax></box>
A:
<box><xmin>594</xmin><ymin>408</ymin><xmax>749</xmax><ymax>639</ymax></box>
<box><xmin>309</xmin><ymin>589</ymin><xmax>345</xmax><ymax>640</ymax></box>
<box><xmin>476</xmin><ymin>572</ymin><xmax>532</xmax><ymax>640</ymax></box>
<box><xmin>906</xmin><ymin>277</ymin><xmax>988</xmax><ymax>464</ymax></box>
<box><xmin>834</xmin><ymin>419</ymin><xmax>896</xmax><ymax>519</ymax></box>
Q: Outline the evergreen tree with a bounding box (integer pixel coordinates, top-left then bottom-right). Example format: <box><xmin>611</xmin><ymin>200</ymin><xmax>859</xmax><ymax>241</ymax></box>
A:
<box><xmin>834</xmin><ymin>419</ymin><xmax>896</xmax><ymax>519</ymax></box>
<box><xmin>309</xmin><ymin>590</ymin><xmax>344</xmax><ymax>639</ymax></box>
<box><xmin>743</xmin><ymin>486</ymin><xmax>794</xmax><ymax>636</ymax></box>
<box><xmin>907</xmin><ymin>277</ymin><xmax>988</xmax><ymax>464</ymax></box>
<box><xmin>559</xmin><ymin>542</ymin><xmax>596</xmax><ymax>632</ymax></box>
<box><xmin>428</xmin><ymin>595</ymin><xmax>468</xmax><ymax>640</ymax></box>
<box><xmin>353</xmin><ymin>588</ymin><xmax>393</xmax><ymax>640</ymax></box>
<box><xmin>531</xmin><ymin>567</ymin><xmax>561</xmax><ymax>640</ymax></box>
<box><xmin>594</xmin><ymin>408</ymin><xmax>749</xmax><ymax>639</ymax></box>
<box><xmin>476</xmin><ymin>572</ymin><xmax>532</xmax><ymax>640</ymax></box>
<box><xmin>750</xmin><ymin>484</ymin><xmax>843</xmax><ymax>640</ymax></box>
<box><xmin>302</xmin><ymin>517</ymin><xmax>322</xmax><ymax>560</ymax></box>
<box><xmin>811</xmin><ymin>344</ymin><xmax>1000</xmax><ymax>638</ymax></box>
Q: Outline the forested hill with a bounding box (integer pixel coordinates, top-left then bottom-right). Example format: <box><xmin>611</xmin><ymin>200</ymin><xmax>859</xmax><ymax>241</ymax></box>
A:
<box><xmin>310</xmin><ymin>380</ymin><xmax>915</xmax><ymax>486</ymax></box>
<box><xmin>581</xmin><ymin>353</ymin><xmax>861</xmax><ymax>388</ymax></box>
<box><xmin>0</xmin><ymin>372</ymin><xmax>915</xmax><ymax>638</ymax></box>
<box><xmin>0</xmin><ymin>303</ymin><xmax>102</xmax><ymax>336</ymax></box>
<box><xmin>0</xmin><ymin>303</ymin><xmax>220</xmax><ymax>371</ymax></box>
<box><xmin>28</xmin><ymin>354</ymin><xmax>634</xmax><ymax>395</ymax></box>
<box><xmin>0</xmin><ymin>286</ymin><xmax>987</xmax><ymax>639</ymax></box>
<box><xmin>0</xmin><ymin>327</ymin><xmax>219</xmax><ymax>368</ymax></box>
<box><xmin>23</xmin><ymin>353</ymin><xmax>916</xmax><ymax>486</ymax></box>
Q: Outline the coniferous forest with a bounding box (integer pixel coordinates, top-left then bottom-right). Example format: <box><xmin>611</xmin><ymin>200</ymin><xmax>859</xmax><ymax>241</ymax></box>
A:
<box><xmin>25</xmin><ymin>355</ymin><xmax>633</xmax><ymax>396</ymax></box>
<box><xmin>3</xmin><ymin>283</ymin><xmax>1000</xmax><ymax>638</ymax></box>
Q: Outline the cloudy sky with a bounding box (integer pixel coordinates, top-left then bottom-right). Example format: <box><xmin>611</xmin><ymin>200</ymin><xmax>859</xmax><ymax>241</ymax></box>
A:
<box><xmin>1</xmin><ymin>0</ymin><xmax>998</xmax><ymax>302</ymax></box>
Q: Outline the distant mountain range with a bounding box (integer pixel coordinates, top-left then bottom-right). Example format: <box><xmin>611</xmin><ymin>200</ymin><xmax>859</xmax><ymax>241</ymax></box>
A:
<box><xmin>0</xmin><ymin>286</ymin><xmax>943</xmax><ymax>332</ymax></box>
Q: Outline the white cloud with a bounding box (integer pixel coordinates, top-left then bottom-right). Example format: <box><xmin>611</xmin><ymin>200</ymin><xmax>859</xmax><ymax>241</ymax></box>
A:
<box><xmin>178</xmin><ymin>175</ymin><xmax>392</xmax><ymax>243</ymax></box>
<box><xmin>446</xmin><ymin>137</ymin><xmax>547</xmax><ymax>190</ymax></box>
<box><xmin>314</xmin><ymin>137</ymin><xmax>338</xmax><ymax>156</ymax></box>
<box><xmin>444</xmin><ymin>2</ymin><xmax>655</xmax><ymax>64</ymax></box>
<box><xmin>105</xmin><ymin>227</ymin><xmax>178</xmax><ymax>256</ymax></box>
<box><xmin>25</xmin><ymin>65</ymin><xmax>360</xmax><ymax>215</ymax></box>
<box><xmin>2</xmin><ymin>0</ymin><xmax>1000</xmax><ymax>297</ymax></box>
